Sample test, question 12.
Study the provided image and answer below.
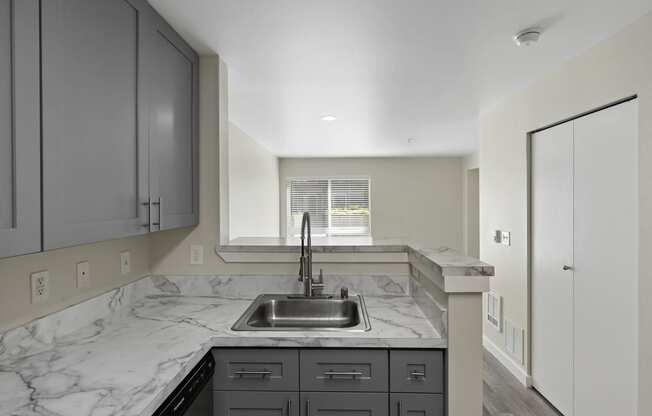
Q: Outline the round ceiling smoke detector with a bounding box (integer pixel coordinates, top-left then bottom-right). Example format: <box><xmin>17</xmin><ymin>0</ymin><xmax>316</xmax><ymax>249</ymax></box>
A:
<box><xmin>514</xmin><ymin>29</ymin><xmax>541</xmax><ymax>46</ymax></box>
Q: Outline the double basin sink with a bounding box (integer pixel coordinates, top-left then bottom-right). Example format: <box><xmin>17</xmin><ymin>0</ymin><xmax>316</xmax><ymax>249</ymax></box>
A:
<box><xmin>231</xmin><ymin>294</ymin><xmax>371</xmax><ymax>332</ymax></box>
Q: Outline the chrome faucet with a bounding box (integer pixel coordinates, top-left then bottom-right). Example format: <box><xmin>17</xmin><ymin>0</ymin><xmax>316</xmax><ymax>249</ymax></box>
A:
<box><xmin>298</xmin><ymin>212</ymin><xmax>324</xmax><ymax>297</ymax></box>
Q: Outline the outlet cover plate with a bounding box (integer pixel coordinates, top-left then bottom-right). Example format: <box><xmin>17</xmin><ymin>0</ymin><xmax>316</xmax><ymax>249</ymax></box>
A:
<box><xmin>120</xmin><ymin>251</ymin><xmax>131</xmax><ymax>275</ymax></box>
<box><xmin>190</xmin><ymin>244</ymin><xmax>204</xmax><ymax>265</ymax></box>
<box><xmin>31</xmin><ymin>270</ymin><xmax>50</xmax><ymax>304</ymax></box>
<box><xmin>76</xmin><ymin>261</ymin><xmax>90</xmax><ymax>289</ymax></box>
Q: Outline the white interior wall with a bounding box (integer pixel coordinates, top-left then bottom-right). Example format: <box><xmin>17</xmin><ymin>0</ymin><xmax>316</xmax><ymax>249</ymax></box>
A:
<box><xmin>462</xmin><ymin>154</ymin><xmax>480</xmax><ymax>258</ymax></box>
<box><xmin>278</xmin><ymin>157</ymin><xmax>464</xmax><ymax>250</ymax></box>
<box><xmin>228</xmin><ymin>123</ymin><xmax>279</xmax><ymax>238</ymax></box>
<box><xmin>479</xmin><ymin>12</ymin><xmax>652</xmax><ymax>414</ymax></box>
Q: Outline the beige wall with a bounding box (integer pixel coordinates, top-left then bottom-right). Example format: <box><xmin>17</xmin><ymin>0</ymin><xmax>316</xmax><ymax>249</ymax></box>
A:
<box><xmin>228</xmin><ymin>123</ymin><xmax>279</xmax><ymax>238</ymax></box>
<box><xmin>0</xmin><ymin>235</ymin><xmax>150</xmax><ymax>332</ymax></box>
<box><xmin>278</xmin><ymin>157</ymin><xmax>464</xmax><ymax>250</ymax></box>
<box><xmin>479</xmin><ymin>12</ymin><xmax>652</xmax><ymax>414</ymax></box>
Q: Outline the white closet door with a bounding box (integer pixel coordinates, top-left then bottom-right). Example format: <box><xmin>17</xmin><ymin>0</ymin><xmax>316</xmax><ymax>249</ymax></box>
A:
<box><xmin>573</xmin><ymin>100</ymin><xmax>638</xmax><ymax>416</ymax></box>
<box><xmin>531</xmin><ymin>122</ymin><xmax>574</xmax><ymax>416</ymax></box>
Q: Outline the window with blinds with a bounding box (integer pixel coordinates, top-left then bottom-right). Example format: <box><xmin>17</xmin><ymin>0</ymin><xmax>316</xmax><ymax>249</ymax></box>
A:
<box><xmin>287</xmin><ymin>178</ymin><xmax>370</xmax><ymax>237</ymax></box>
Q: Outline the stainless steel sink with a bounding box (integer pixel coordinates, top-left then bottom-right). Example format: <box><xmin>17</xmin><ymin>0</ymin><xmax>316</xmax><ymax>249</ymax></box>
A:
<box><xmin>231</xmin><ymin>294</ymin><xmax>371</xmax><ymax>332</ymax></box>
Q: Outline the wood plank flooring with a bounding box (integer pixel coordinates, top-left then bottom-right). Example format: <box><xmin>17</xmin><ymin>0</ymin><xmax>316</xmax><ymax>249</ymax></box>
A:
<box><xmin>483</xmin><ymin>350</ymin><xmax>563</xmax><ymax>416</ymax></box>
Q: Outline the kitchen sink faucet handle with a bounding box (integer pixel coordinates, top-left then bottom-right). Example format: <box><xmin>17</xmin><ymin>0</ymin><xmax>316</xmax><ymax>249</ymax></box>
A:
<box><xmin>341</xmin><ymin>287</ymin><xmax>349</xmax><ymax>299</ymax></box>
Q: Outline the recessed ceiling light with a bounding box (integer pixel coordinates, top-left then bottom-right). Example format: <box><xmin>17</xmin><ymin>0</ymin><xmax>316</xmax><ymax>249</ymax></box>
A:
<box><xmin>513</xmin><ymin>29</ymin><xmax>541</xmax><ymax>47</ymax></box>
<box><xmin>407</xmin><ymin>137</ymin><xmax>416</xmax><ymax>144</ymax></box>
<box><xmin>320</xmin><ymin>114</ymin><xmax>337</xmax><ymax>121</ymax></box>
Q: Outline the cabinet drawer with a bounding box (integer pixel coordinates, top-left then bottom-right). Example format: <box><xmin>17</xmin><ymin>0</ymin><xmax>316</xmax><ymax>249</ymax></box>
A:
<box><xmin>390</xmin><ymin>350</ymin><xmax>444</xmax><ymax>393</ymax></box>
<box><xmin>214</xmin><ymin>391</ymin><xmax>299</xmax><ymax>416</ymax></box>
<box><xmin>212</xmin><ymin>349</ymin><xmax>299</xmax><ymax>391</ymax></box>
<box><xmin>390</xmin><ymin>394</ymin><xmax>445</xmax><ymax>416</ymax></box>
<box><xmin>301</xmin><ymin>392</ymin><xmax>388</xmax><ymax>416</ymax></box>
<box><xmin>300</xmin><ymin>349</ymin><xmax>388</xmax><ymax>392</ymax></box>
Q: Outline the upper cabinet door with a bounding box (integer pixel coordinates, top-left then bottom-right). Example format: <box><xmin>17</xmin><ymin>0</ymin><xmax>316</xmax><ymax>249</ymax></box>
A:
<box><xmin>147</xmin><ymin>13</ymin><xmax>199</xmax><ymax>231</ymax></box>
<box><xmin>0</xmin><ymin>0</ymin><xmax>41</xmax><ymax>258</ymax></box>
<box><xmin>41</xmin><ymin>0</ymin><xmax>150</xmax><ymax>250</ymax></box>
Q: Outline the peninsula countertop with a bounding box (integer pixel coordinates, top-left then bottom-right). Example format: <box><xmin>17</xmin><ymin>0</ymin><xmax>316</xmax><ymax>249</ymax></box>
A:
<box><xmin>0</xmin><ymin>275</ymin><xmax>443</xmax><ymax>416</ymax></box>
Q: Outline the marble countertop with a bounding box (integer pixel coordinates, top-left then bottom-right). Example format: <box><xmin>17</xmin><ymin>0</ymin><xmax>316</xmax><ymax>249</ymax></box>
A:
<box><xmin>218</xmin><ymin>237</ymin><xmax>495</xmax><ymax>285</ymax></box>
<box><xmin>219</xmin><ymin>236</ymin><xmax>408</xmax><ymax>252</ymax></box>
<box><xmin>0</xmin><ymin>275</ymin><xmax>443</xmax><ymax>416</ymax></box>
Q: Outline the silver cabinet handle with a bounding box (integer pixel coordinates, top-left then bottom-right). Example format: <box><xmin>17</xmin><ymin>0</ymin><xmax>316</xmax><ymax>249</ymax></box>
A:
<box><xmin>306</xmin><ymin>400</ymin><xmax>310</xmax><ymax>416</ymax></box>
<box><xmin>562</xmin><ymin>265</ymin><xmax>573</xmax><ymax>271</ymax></box>
<box><xmin>323</xmin><ymin>370</ymin><xmax>364</xmax><ymax>378</ymax></box>
<box><xmin>172</xmin><ymin>396</ymin><xmax>185</xmax><ymax>413</ymax></box>
<box><xmin>141</xmin><ymin>198</ymin><xmax>151</xmax><ymax>229</ymax></box>
<box><xmin>410</xmin><ymin>371</ymin><xmax>426</xmax><ymax>379</ymax></box>
<box><xmin>397</xmin><ymin>400</ymin><xmax>402</xmax><ymax>416</ymax></box>
<box><xmin>287</xmin><ymin>399</ymin><xmax>291</xmax><ymax>416</ymax></box>
<box><xmin>233</xmin><ymin>369</ymin><xmax>272</xmax><ymax>378</ymax></box>
<box><xmin>151</xmin><ymin>198</ymin><xmax>161</xmax><ymax>227</ymax></box>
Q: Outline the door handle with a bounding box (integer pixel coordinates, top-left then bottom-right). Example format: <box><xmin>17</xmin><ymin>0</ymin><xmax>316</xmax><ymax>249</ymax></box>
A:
<box><xmin>397</xmin><ymin>399</ymin><xmax>403</xmax><ymax>416</ymax></box>
<box><xmin>306</xmin><ymin>400</ymin><xmax>310</xmax><ymax>416</ymax></box>
<box><xmin>287</xmin><ymin>399</ymin><xmax>292</xmax><ymax>416</ymax></box>
<box><xmin>562</xmin><ymin>265</ymin><xmax>573</xmax><ymax>271</ymax></box>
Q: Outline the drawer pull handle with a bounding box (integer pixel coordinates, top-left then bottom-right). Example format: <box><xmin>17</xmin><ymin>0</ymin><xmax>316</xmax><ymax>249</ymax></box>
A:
<box><xmin>233</xmin><ymin>369</ymin><xmax>272</xmax><ymax>378</ymax></box>
<box><xmin>172</xmin><ymin>396</ymin><xmax>185</xmax><ymax>413</ymax></box>
<box><xmin>410</xmin><ymin>371</ymin><xmax>426</xmax><ymax>379</ymax></box>
<box><xmin>322</xmin><ymin>370</ymin><xmax>367</xmax><ymax>379</ymax></box>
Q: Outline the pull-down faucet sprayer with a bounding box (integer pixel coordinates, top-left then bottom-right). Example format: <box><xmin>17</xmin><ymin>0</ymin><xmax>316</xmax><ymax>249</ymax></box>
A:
<box><xmin>298</xmin><ymin>212</ymin><xmax>324</xmax><ymax>297</ymax></box>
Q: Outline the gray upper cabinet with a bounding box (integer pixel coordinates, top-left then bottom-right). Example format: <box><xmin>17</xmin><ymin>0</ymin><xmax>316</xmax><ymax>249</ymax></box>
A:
<box><xmin>0</xmin><ymin>0</ymin><xmax>41</xmax><ymax>258</ymax></box>
<box><xmin>147</xmin><ymin>11</ymin><xmax>199</xmax><ymax>231</ymax></box>
<box><xmin>41</xmin><ymin>0</ymin><xmax>150</xmax><ymax>250</ymax></box>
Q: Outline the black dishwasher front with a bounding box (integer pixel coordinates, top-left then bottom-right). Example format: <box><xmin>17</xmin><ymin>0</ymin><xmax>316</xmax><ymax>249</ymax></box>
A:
<box><xmin>153</xmin><ymin>352</ymin><xmax>214</xmax><ymax>416</ymax></box>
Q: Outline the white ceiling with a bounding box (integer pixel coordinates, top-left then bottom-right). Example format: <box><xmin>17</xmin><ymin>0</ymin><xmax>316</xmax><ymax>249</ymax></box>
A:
<box><xmin>148</xmin><ymin>0</ymin><xmax>652</xmax><ymax>157</ymax></box>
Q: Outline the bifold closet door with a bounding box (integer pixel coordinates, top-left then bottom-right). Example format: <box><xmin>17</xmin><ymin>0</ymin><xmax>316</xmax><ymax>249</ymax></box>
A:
<box><xmin>572</xmin><ymin>100</ymin><xmax>638</xmax><ymax>416</ymax></box>
<box><xmin>531</xmin><ymin>122</ymin><xmax>574</xmax><ymax>416</ymax></box>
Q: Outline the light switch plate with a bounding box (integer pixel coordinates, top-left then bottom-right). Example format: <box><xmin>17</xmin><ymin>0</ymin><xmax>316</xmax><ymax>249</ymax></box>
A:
<box><xmin>493</xmin><ymin>230</ymin><xmax>511</xmax><ymax>246</ymax></box>
<box><xmin>190</xmin><ymin>244</ymin><xmax>204</xmax><ymax>265</ymax></box>
<box><xmin>120</xmin><ymin>251</ymin><xmax>131</xmax><ymax>275</ymax></box>
<box><xmin>31</xmin><ymin>270</ymin><xmax>50</xmax><ymax>304</ymax></box>
<box><xmin>76</xmin><ymin>261</ymin><xmax>90</xmax><ymax>289</ymax></box>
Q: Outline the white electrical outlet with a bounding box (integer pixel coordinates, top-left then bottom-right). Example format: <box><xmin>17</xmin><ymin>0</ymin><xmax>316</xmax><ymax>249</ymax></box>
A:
<box><xmin>76</xmin><ymin>261</ymin><xmax>90</xmax><ymax>289</ymax></box>
<box><xmin>120</xmin><ymin>251</ymin><xmax>131</xmax><ymax>275</ymax></box>
<box><xmin>190</xmin><ymin>244</ymin><xmax>204</xmax><ymax>265</ymax></box>
<box><xmin>30</xmin><ymin>270</ymin><xmax>50</xmax><ymax>304</ymax></box>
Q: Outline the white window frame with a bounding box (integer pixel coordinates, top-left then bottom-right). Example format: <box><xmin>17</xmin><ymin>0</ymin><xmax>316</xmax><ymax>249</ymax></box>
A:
<box><xmin>286</xmin><ymin>175</ymin><xmax>372</xmax><ymax>237</ymax></box>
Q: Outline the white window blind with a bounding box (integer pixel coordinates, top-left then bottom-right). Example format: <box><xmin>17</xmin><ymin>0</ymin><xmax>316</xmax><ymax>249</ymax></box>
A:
<box><xmin>287</xmin><ymin>178</ymin><xmax>370</xmax><ymax>237</ymax></box>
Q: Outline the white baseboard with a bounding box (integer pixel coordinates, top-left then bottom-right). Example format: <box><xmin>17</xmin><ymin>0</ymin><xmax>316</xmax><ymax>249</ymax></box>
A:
<box><xmin>483</xmin><ymin>335</ymin><xmax>532</xmax><ymax>387</ymax></box>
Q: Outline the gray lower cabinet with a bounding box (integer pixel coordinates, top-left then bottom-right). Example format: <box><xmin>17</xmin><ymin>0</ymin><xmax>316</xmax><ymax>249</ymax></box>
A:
<box><xmin>390</xmin><ymin>350</ymin><xmax>444</xmax><ymax>394</ymax></box>
<box><xmin>390</xmin><ymin>394</ymin><xmax>444</xmax><ymax>416</ymax></box>
<box><xmin>300</xmin><ymin>349</ymin><xmax>388</xmax><ymax>392</ymax></box>
<box><xmin>212</xmin><ymin>349</ymin><xmax>299</xmax><ymax>391</ymax></box>
<box><xmin>300</xmin><ymin>393</ymin><xmax>388</xmax><ymax>416</ymax></box>
<box><xmin>147</xmin><ymin>11</ymin><xmax>199</xmax><ymax>231</ymax></box>
<box><xmin>212</xmin><ymin>348</ymin><xmax>446</xmax><ymax>416</ymax></box>
<box><xmin>214</xmin><ymin>391</ymin><xmax>299</xmax><ymax>416</ymax></box>
<box><xmin>0</xmin><ymin>0</ymin><xmax>41</xmax><ymax>258</ymax></box>
<box><xmin>41</xmin><ymin>0</ymin><xmax>151</xmax><ymax>249</ymax></box>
